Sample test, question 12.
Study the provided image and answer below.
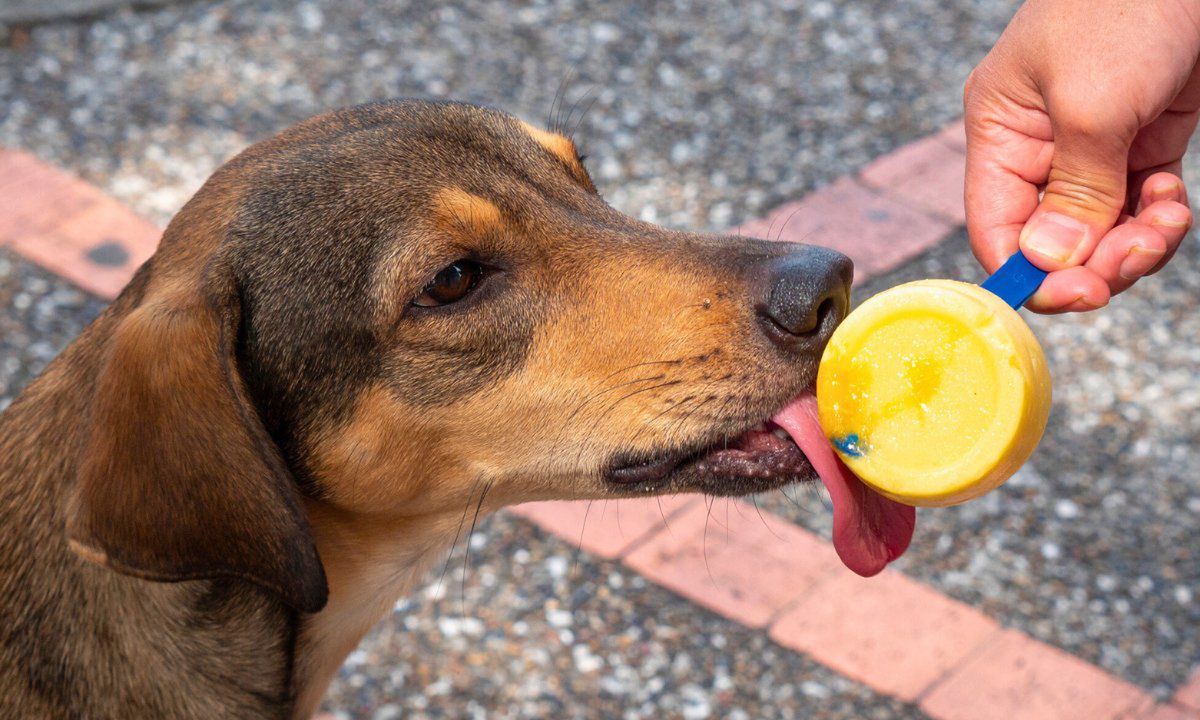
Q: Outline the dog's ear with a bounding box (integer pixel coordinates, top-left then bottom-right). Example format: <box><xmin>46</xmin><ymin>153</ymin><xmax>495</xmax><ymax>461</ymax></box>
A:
<box><xmin>66</xmin><ymin>262</ymin><xmax>328</xmax><ymax>613</ymax></box>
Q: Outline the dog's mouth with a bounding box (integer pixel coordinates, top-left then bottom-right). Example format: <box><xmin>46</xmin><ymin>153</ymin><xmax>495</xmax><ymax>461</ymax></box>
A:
<box><xmin>607</xmin><ymin>418</ymin><xmax>810</xmax><ymax>491</ymax></box>
<box><xmin>605</xmin><ymin>393</ymin><xmax>915</xmax><ymax>577</ymax></box>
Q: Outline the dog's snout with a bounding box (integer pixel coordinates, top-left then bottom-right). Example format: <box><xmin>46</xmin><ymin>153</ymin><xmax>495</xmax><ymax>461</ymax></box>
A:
<box><xmin>755</xmin><ymin>246</ymin><xmax>853</xmax><ymax>351</ymax></box>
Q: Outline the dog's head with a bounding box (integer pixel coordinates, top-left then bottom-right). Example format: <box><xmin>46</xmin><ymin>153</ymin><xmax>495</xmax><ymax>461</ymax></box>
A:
<box><xmin>66</xmin><ymin>100</ymin><xmax>865</xmax><ymax>613</ymax></box>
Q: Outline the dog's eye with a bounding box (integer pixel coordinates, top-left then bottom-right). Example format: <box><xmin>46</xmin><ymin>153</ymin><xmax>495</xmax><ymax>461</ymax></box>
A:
<box><xmin>413</xmin><ymin>260</ymin><xmax>486</xmax><ymax>307</ymax></box>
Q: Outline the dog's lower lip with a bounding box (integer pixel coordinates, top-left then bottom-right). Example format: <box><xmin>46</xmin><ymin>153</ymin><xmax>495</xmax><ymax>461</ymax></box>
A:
<box><xmin>608</xmin><ymin>455</ymin><xmax>682</xmax><ymax>485</ymax></box>
<box><xmin>605</xmin><ymin>419</ymin><xmax>814</xmax><ymax>493</ymax></box>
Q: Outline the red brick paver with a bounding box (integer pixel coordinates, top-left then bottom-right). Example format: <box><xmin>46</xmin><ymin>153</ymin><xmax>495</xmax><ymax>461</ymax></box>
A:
<box><xmin>10</xmin><ymin>197</ymin><xmax>159</xmax><ymax>299</ymax></box>
<box><xmin>735</xmin><ymin>176</ymin><xmax>954</xmax><ymax>281</ymax></box>
<box><xmin>769</xmin><ymin>567</ymin><xmax>999</xmax><ymax>702</ymax></box>
<box><xmin>1140</xmin><ymin>705</ymin><xmax>1200</xmax><ymax>720</ymax></box>
<box><xmin>920</xmin><ymin>630</ymin><xmax>1149</xmax><ymax>720</ymax></box>
<box><xmin>938</xmin><ymin>120</ymin><xmax>967</xmax><ymax>152</ymax></box>
<box><xmin>1121</xmin><ymin>699</ymin><xmax>1160</xmax><ymax>720</ymax></box>
<box><xmin>860</xmin><ymin>133</ymin><xmax>966</xmax><ymax>224</ymax></box>
<box><xmin>509</xmin><ymin>495</ymin><xmax>697</xmax><ymax>559</ymax></box>
<box><xmin>0</xmin><ymin>149</ymin><xmax>105</xmax><ymax>244</ymax></box>
<box><xmin>1176</xmin><ymin>668</ymin><xmax>1200</xmax><ymax>712</ymax></box>
<box><xmin>0</xmin><ymin>148</ymin><xmax>159</xmax><ymax>300</ymax></box>
<box><xmin>623</xmin><ymin>499</ymin><xmax>843</xmax><ymax>627</ymax></box>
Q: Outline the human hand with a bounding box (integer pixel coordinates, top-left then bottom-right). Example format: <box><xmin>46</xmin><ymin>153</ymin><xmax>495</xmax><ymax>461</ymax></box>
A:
<box><xmin>965</xmin><ymin>0</ymin><xmax>1199</xmax><ymax>313</ymax></box>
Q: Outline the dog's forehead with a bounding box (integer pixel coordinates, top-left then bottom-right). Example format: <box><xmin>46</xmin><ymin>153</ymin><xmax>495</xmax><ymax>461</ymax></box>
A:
<box><xmin>236</xmin><ymin>100</ymin><xmax>590</xmax><ymax>196</ymax></box>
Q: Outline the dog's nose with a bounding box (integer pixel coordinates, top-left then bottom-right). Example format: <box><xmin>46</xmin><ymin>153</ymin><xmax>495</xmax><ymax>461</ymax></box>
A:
<box><xmin>755</xmin><ymin>245</ymin><xmax>853</xmax><ymax>352</ymax></box>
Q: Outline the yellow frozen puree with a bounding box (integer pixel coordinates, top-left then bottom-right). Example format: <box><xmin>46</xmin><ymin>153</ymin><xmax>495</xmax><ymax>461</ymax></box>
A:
<box><xmin>817</xmin><ymin>279</ymin><xmax>1051</xmax><ymax>507</ymax></box>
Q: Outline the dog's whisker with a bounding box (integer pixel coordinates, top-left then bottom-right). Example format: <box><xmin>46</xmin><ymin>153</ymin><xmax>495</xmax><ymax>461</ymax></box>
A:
<box><xmin>705</xmin><ymin>495</ymin><xmax>732</xmax><ymax>536</ymax></box>
<box><xmin>643</xmin><ymin>392</ymin><xmax>702</xmax><ymax>432</ymax></box>
<box><xmin>724</xmin><ymin>498</ymin><xmax>732</xmax><ymax>540</ymax></box>
<box><xmin>560</xmin><ymin>85</ymin><xmax>585</xmax><ymax>133</ymax></box>
<box><xmin>777</xmin><ymin>484</ymin><xmax>810</xmax><ymax>514</ymax></box>
<box><xmin>547</xmin><ymin>66</ymin><xmax>577</xmax><ymax>133</ymax></box>
<box><xmin>436</xmin><ymin>475</ymin><xmax>483</xmax><ymax>598</ymax></box>
<box><xmin>598</xmin><ymin>358</ymin><xmax>683</xmax><ymax>382</ymax></box>
<box><xmin>564</xmin><ymin>373</ymin><xmax>668</xmax><ymax>425</ymax></box>
<box><xmin>750</xmin><ymin>496</ymin><xmax>785</xmax><ymax>541</ymax></box>
<box><xmin>788</xmin><ymin>480</ymin><xmax>830</xmax><ymax>516</ymax></box>
<box><xmin>572</xmin><ymin>379</ymin><xmax>685</xmax><ymax>468</ymax></box>
<box><xmin>656</xmin><ymin>496</ymin><xmax>677</xmax><ymax>537</ymax></box>
<box><xmin>561</xmin><ymin>370</ymin><xmax>683</xmax><ymax>464</ymax></box>
<box><xmin>570</xmin><ymin>499</ymin><xmax>595</xmax><ymax>578</ymax></box>
<box><xmin>646</xmin><ymin>397</ymin><xmax>703</xmax><ymax>452</ymax></box>
<box><xmin>660</xmin><ymin>389</ymin><xmax>721</xmax><ymax>442</ymax></box>
<box><xmin>702</xmin><ymin>494</ymin><xmax>716</xmax><ymax>584</ymax></box>
<box><xmin>568</xmin><ymin>91</ymin><xmax>601</xmax><ymax>142</ymax></box>
<box><xmin>656</xmin><ymin>400</ymin><xmax>714</xmax><ymax>453</ymax></box>
<box><xmin>460</xmin><ymin>478</ymin><xmax>495</xmax><ymax>615</ymax></box>
<box><xmin>564</xmin><ymin>84</ymin><xmax>598</xmax><ymax>141</ymax></box>
<box><xmin>762</xmin><ymin>215</ymin><xmax>777</xmax><ymax>246</ymax></box>
<box><xmin>772</xmin><ymin>206</ymin><xmax>806</xmax><ymax>243</ymax></box>
<box><xmin>810</xmin><ymin>480</ymin><xmax>833</xmax><ymax>513</ymax></box>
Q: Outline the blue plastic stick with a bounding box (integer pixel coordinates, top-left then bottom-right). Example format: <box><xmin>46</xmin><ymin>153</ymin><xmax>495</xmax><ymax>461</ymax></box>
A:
<box><xmin>980</xmin><ymin>251</ymin><xmax>1048</xmax><ymax>310</ymax></box>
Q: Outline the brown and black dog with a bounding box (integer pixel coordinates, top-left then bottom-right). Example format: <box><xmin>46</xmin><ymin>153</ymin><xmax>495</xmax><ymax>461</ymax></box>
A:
<box><xmin>0</xmin><ymin>100</ymin><xmax>908</xmax><ymax>718</ymax></box>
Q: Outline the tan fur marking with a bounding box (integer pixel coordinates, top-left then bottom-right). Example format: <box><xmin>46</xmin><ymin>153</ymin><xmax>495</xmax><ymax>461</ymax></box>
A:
<box><xmin>67</xmin><ymin>538</ymin><xmax>110</xmax><ymax>568</ymax></box>
<box><xmin>432</xmin><ymin>187</ymin><xmax>504</xmax><ymax>235</ymax></box>
<box><xmin>518</xmin><ymin>120</ymin><xmax>582</xmax><ymax>168</ymax></box>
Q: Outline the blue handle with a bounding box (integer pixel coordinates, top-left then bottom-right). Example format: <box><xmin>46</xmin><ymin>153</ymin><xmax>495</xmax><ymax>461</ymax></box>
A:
<box><xmin>980</xmin><ymin>252</ymin><xmax>1048</xmax><ymax>310</ymax></box>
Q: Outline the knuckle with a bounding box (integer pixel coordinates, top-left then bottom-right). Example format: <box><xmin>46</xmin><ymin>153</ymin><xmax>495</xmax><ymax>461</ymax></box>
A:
<box><xmin>1044</xmin><ymin>168</ymin><xmax>1126</xmax><ymax>216</ymax></box>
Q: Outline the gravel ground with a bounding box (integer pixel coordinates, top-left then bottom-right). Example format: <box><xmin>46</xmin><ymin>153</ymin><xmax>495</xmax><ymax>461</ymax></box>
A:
<box><xmin>319</xmin><ymin>512</ymin><xmax>924</xmax><ymax>720</ymax></box>
<box><xmin>0</xmin><ymin>250</ymin><xmax>105</xmax><ymax>411</ymax></box>
<box><xmin>1</xmin><ymin>0</ymin><xmax>1019</xmax><ymax>232</ymax></box>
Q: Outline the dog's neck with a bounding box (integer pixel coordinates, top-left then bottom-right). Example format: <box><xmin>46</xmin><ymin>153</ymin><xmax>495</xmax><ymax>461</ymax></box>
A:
<box><xmin>290</xmin><ymin>500</ymin><xmax>471</xmax><ymax>718</ymax></box>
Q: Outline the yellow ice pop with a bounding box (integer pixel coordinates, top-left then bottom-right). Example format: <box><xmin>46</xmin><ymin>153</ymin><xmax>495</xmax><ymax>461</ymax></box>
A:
<box><xmin>816</xmin><ymin>265</ymin><xmax>1052</xmax><ymax>508</ymax></box>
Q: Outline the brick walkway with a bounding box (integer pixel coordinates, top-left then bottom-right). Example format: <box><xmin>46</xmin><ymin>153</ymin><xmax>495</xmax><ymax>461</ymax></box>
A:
<box><xmin>3</xmin><ymin>124</ymin><xmax>1198</xmax><ymax>720</ymax></box>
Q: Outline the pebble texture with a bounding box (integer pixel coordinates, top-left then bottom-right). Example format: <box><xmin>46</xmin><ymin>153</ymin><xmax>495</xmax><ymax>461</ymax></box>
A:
<box><xmin>1</xmin><ymin>0</ymin><xmax>1019</xmax><ymax>232</ymax></box>
<box><xmin>0</xmin><ymin>0</ymin><xmax>181</xmax><ymax>25</ymax></box>
<box><xmin>0</xmin><ymin>249</ymin><xmax>104</xmax><ymax>412</ymax></box>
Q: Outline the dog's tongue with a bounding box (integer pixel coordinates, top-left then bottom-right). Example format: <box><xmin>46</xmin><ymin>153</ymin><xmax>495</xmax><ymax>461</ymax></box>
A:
<box><xmin>772</xmin><ymin>395</ymin><xmax>915</xmax><ymax>577</ymax></box>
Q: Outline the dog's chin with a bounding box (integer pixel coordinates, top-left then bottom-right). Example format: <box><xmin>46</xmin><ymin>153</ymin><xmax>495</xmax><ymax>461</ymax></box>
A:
<box><xmin>603</xmin><ymin>419</ymin><xmax>818</xmax><ymax>497</ymax></box>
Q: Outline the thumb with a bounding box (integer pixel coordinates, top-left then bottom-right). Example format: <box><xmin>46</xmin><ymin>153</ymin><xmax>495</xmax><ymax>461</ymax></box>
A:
<box><xmin>1019</xmin><ymin>125</ymin><xmax>1132</xmax><ymax>270</ymax></box>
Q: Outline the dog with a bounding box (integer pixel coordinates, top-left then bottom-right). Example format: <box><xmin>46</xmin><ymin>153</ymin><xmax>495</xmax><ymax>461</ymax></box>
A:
<box><xmin>0</xmin><ymin>99</ymin><xmax>912</xmax><ymax>718</ymax></box>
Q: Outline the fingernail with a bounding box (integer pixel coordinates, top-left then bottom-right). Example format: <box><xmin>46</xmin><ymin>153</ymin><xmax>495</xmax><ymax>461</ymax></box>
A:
<box><xmin>1021</xmin><ymin>212</ymin><xmax>1088</xmax><ymax>264</ymax></box>
<box><xmin>1150</xmin><ymin>215</ymin><xmax>1192</xmax><ymax>230</ymax></box>
<box><xmin>1074</xmin><ymin>294</ymin><xmax>1109</xmax><ymax>310</ymax></box>
<box><xmin>1118</xmin><ymin>245</ymin><xmax>1166</xmax><ymax>280</ymax></box>
<box><xmin>1148</xmin><ymin>179</ymin><xmax>1182</xmax><ymax>204</ymax></box>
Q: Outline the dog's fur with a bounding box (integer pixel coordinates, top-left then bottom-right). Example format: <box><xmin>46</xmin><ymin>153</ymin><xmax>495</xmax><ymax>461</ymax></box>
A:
<box><xmin>0</xmin><ymin>100</ymin><xmax>850</xmax><ymax>718</ymax></box>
